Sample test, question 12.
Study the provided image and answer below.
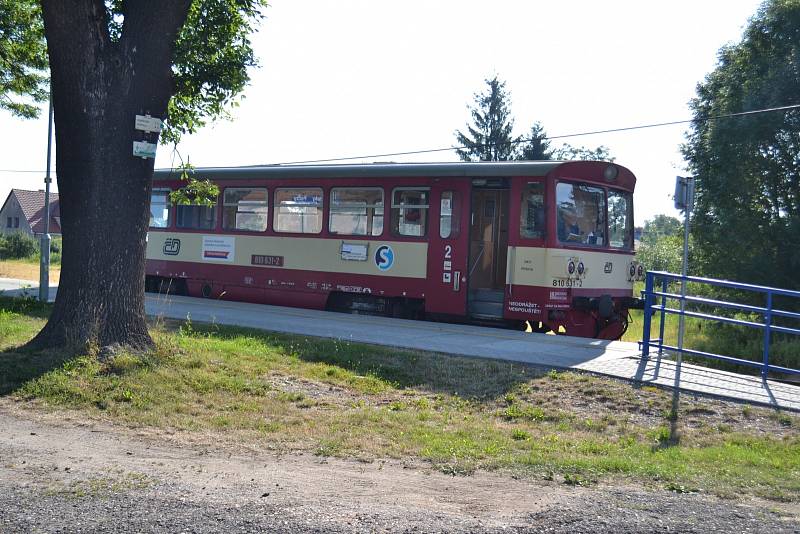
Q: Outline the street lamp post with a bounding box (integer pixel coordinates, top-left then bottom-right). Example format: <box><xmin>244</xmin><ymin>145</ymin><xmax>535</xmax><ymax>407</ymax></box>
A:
<box><xmin>39</xmin><ymin>94</ymin><xmax>54</xmax><ymax>303</ymax></box>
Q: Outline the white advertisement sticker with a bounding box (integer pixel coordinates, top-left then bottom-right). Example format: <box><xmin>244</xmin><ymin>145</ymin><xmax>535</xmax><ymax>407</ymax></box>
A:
<box><xmin>202</xmin><ymin>235</ymin><xmax>235</xmax><ymax>263</ymax></box>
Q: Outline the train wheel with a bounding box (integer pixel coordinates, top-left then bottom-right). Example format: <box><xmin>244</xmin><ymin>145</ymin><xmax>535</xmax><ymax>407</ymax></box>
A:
<box><xmin>563</xmin><ymin>310</ymin><xmax>597</xmax><ymax>338</ymax></box>
<box><xmin>530</xmin><ymin>321</ymin><xmax>552</xmax><ymax>334</ymax></box>
<box><xmin>596</xmin><ymin>314</ymin><xmax>629</xmax><ymax>341</ymax></box>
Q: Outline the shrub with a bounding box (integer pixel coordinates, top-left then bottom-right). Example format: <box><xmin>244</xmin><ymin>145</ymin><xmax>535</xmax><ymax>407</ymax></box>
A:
<box><xmin>0</xmin><ymin>233</ymin><xmax>39</xmax><ymax>259</ymax></box>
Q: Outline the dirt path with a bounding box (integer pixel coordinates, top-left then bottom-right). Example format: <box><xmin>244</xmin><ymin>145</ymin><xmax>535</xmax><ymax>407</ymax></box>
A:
<box><xmin>0</xmin><ymin>402</ymin><xmax>798</xmax><ymax>533</ymax></box>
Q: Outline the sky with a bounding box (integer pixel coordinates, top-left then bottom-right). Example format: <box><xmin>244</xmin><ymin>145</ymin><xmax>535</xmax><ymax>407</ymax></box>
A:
<box><xmin>0</xmin><ymin>0</ymin><xmax>766</xmax><ymax>225</ymax></box>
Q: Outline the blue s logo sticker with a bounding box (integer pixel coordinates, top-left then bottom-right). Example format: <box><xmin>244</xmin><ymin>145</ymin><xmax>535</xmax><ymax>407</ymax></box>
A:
<box><xmin>375</xmin><ymin>245</ymin><xmax>395</xmax><ymax>271</ymax></box>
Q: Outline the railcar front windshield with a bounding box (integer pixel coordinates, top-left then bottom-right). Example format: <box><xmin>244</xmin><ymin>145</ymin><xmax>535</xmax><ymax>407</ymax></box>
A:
<box><xmin>555</xmin><ymin>182</ymin><xmax>633</xmax><ymax>249</ymax></box>
<box><xmin>608</xmin><ymin>189</ymin><xmax>633</xmax><ymax>249</ymax></box>
<box><xmin>556</xmin><ymin>182</ymin><xmax>606</xmax><ymax>246</ymax></box>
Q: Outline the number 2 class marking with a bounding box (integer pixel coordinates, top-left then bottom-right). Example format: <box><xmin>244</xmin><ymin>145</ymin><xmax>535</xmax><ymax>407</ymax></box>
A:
<box><xmin>444</xmin><ymin>245</ymin><xmax>452</xmax><ymax>259</ymax></box>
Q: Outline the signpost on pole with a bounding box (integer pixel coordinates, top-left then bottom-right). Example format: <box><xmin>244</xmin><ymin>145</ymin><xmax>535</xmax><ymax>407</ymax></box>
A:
<box><xmin>668</xmin><ymin>175</ymin><xmax>695</xmax><ymax>441</ymax></box>
<box><xmin>674</xmin><ymin>176</ymin><xmax>695</xmax><ymax>357</ymax></box>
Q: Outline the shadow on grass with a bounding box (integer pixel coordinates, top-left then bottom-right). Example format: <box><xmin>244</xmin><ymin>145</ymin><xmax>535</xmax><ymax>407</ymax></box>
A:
<box><xmin>162</xmin><ymin>319</ymin><xmax>546</xmax><ymax>400</ymax></box>
<box><xmin>0</xmin><ymin>345</ymin><xmax>72</xmax><ymax>396</ymax></box>
<box><xmin>0</xmin><ymin>297</ymin><xmax>65</xmax><ymax>396</ymax></box>
<box><xmin>0</xmin><ymin>295</ymin><xmax>52</xmax><ymax>320</ymax></box>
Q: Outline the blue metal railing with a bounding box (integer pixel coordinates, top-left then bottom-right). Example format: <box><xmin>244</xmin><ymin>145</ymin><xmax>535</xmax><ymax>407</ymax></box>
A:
<box><xmin>641</xmin><ymin>271</ymin><xmax>800</xmax><ymax>380</ymax></box>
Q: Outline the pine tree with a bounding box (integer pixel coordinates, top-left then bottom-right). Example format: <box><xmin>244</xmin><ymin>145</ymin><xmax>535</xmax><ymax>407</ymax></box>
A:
<box><xmin>454</xmin><ymin>76</ymin><xmax>517</xmax><ymax>161</ymax></box>
<box><xmin>517</xmin><ymin>122</ymin><xmax>553</xmax><ymax>160</ymax></box>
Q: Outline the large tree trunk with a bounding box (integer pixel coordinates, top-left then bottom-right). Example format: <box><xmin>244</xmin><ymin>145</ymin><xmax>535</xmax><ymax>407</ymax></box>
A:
<box><xmin>29</xmin><ymin>0</ymin><xmax>191</xmax><ymax>352</ymax></box>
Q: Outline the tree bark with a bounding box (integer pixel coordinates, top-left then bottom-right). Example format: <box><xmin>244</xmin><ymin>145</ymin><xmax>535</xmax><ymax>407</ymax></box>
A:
<box><xmin>28</xmin><ymin>0</ymin><xmax>191</xmax><ymax>352</ymax></box>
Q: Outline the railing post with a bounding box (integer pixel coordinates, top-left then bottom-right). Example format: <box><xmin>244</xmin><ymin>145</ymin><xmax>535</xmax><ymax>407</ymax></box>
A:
<box><xmin>642</xmin><ymin>271</ymin><xmax>654</xmax><ymax>359</ymax></box>
<box><xmin>659</xmin><ymin>276</ymin><xmax>668</xmax><ymax>356</ymax></box>
<box><xmin>762</xmin><ymin>291</ymin><xmax>772</xmax><ymax>381</ymax></box>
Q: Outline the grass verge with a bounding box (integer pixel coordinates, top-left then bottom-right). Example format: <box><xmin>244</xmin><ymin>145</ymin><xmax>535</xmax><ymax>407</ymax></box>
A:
<box><xmin>1</xmin><ymin>297</ymin><xmax>799</xmax><ymax>502</ymax></box>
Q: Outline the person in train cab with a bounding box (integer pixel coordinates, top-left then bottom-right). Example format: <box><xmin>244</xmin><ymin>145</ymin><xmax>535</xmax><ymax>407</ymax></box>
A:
<box><xmin>557</xmin><ymin>204</ymin><xmax>582</xmax><ymax>242</ymax></box>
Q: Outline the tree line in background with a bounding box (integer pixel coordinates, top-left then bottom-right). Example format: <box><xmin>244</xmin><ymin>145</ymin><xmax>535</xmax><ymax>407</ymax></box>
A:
<box><xmin>454</xmin><ymin>76</ymin><xmax>613</xmax><ymax>162</ymax></box>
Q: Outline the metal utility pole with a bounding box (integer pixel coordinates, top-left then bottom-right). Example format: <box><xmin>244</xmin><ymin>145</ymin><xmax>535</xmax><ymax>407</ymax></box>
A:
<box><xmin>674</xmin><ymin>176</ymin><xmax>695</xmax><ymax>358</ymax></box>
<box><xmin>667</xmin><ymin>175</ymin><xmax>694</xmax><ymax>441</ymax></box>
<box><xmin>39</xmin><ymin>94</ymin><xmax>54</xmax><ymax>303</ymax></box>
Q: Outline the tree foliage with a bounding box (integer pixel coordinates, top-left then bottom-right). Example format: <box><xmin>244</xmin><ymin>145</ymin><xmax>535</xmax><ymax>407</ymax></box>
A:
<box><xmin>552</xmin><ymin>143</ymin><xmax>614</xmax><ymax>162</ymax></box>
<box><xmin>643</xmin><ymin>214</ymin><xmax>682</xmax><ymax>239</ymax></box>
<box><xmin>454</xmin><ymin>76</ymin><xmax>613</xmax><ymax>162</ymax></box>
<box><xmin>455</xmin><ymin>76</ymin><xmax>517</xmax><ymax>161</ymax></box>
<box><xmin>0</xmin><ymin>0</ymin><xmax>264</xmax><ymax>139</ymax></box>
<box><xmin>0</xmin><ymin>0</ymin><xmax>48</xmax><ymax>118</ymax></box>
<box><xmin>163</xmin><ymin>0</ymin><xmax>264</xmax><ymax>144</ymax></box>
<box><xmin>682</xmin><ymin>0</ymin><xmax>800</xmax><ymax>289</ymax></box>
<box><xmin>636</xmin><ymin>215</ymin><xmax>686</xmax><ymax>273</ymax></box>
<box><xmin>636</xmin><ymin>234</ymin><xmax>686</xmax><ymax>274</ymax></box>
<box><xmin>169</xmin><ymin>163</ymin><xmax>220</xmax><ymax>207</ymax></box>
<box><xmin>517</xmin><ymin>122</ymin><xmax>553</xmax><ymax>160</ymax></box>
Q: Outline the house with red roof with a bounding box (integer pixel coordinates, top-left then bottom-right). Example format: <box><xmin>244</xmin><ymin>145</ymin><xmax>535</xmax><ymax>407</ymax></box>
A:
<box><xmin>0</xmin><ymin>189</ymin><xmax>61</xmax><ymax>236</ymax></box>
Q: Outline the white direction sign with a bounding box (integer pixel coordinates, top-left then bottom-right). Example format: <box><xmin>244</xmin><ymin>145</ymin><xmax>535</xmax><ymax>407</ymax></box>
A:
<box><xmin>134</xmin><ymin>114</ymin><xmax>162</xmax><ymax>133</ymax></box>
<box><xmin>133</xmin><ymin>141</ymin><xmax>157</xmax><ymax>159</ymax></box>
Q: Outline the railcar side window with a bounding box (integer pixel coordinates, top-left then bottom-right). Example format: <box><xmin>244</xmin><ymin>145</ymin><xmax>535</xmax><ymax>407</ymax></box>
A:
<box><xmin>223</xmin><ymin>188</ymin><xmax>268</xmax><ymax>232</ymax></box>
<box><xmin>555</xmin><ymin>182</ymin><xmax>606</xmax><ymax>246</ymax></box>
<box><xmin>329</xmin><ymin>188</ymin><xmax>384</xmax><ymax>236</ymax></box>
<box><xmin>176</xmin><ymin>202</ymin><xmax>217</xmax><ymax>230</ymax></box>
<box><xmin>391</xmin><ymin>188</ymin><xmax>429</xmax><ymax>237</ymax></box>
<box><xmin>519</xmin><ymin>182</ymin><xmax>545</xmax><ymax>239</ymax></box>
<box><xmin>149</xmin><ymin>190</ymin><xmax>170</xmax><ymax>228</ymax></box>
<box><xmin>273</xmin><ymin>188</ymin><xmax>323</xmax><ymax>234</ymax></box>
<box><xmin>439</xmin><ymin>191</ymin><xmax>460</xmax><ymax>239</ymax></box>
<box><xmin>608</xmin><ymin>190</ymin><xmax>633</xmax><ymax>249</ymax></box>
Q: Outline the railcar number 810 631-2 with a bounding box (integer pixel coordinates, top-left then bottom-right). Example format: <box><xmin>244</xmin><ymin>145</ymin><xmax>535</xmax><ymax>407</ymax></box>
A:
<box><xmin>145</xmin><ymin>161</ymin><xmax>645</xmax><ymax>340</ymax></box>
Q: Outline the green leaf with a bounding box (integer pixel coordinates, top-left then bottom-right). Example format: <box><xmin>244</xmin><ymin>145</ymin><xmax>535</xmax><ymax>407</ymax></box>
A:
<box><xmin>168</xmin><ymin>163</ymin><xmax>220</xmax><ymax>207</ymax></box>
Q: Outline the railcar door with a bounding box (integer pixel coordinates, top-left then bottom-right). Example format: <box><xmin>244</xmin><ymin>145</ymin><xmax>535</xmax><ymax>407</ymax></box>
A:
<box><xmin>468</xmin><ymin>180</ymin><xmax>510</xmax><ymax>319</ymax></box>
<box><xmin>425</xmin><ymin>180</ymin><xmax>470</xmax><ymax>316</ymax></box>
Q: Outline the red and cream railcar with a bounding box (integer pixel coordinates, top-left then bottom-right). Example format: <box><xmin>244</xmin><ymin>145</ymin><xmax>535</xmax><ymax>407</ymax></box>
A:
<box><xmin>146</xmin><ymin>162</ymin><xmax>644</xmax><ymax>339</ymax></box>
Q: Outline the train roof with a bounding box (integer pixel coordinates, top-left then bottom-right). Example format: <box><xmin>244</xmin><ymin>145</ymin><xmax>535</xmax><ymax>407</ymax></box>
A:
<box><xmin>153</xmin><ymin>161</ymin><xmax>564</xmax><ymax>179</ymax></box>
<box><xmin>153</xmin><ymin>161</ymin><xmax>634</xmax><ymax>182</ymax></box>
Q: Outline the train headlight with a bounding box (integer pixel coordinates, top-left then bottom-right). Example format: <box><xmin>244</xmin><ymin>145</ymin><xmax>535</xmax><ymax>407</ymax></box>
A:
<box><xmin>577</xmin><ymin>262</ymin><xmax>585</xmax><ymax>276</ymax></box>
<box><xmin>568</xmin><ymin>261</ymin><xmax>576</xmax><ymax>275</ymax></box>
<box><xmin>637</xmin><ymin>264</ymin><xmax>645</xmax><ymax>280</ymax></box>
<box><xmin>603</xmin><ymin>165</ymin><xmax>619</xmax><ymax>182</ymax></box>
<box><xmin>628</xmin><ymin>262</ymin><xmax>637</xmax><ymax>282</ymax></box>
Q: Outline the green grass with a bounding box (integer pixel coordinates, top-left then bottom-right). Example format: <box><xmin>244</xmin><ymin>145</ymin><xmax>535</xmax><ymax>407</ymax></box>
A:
<box><xmin>1</xmin><ymin>297</ymin><xmax>799</xmax><ymax>501</ymax></box>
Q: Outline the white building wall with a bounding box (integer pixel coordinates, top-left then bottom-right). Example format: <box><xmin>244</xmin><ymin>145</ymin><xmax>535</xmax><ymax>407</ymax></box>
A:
<box><xmin>0</xmin><ymin>194</ymin><xmax>33</xmax><ymax>236</ymax></box>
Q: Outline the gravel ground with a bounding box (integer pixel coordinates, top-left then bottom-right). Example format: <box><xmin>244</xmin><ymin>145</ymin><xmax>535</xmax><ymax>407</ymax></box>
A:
<box><xmin>0</xmin><ymin>407</ymin><xmax>798</xmax><ymax>533</ymax></box>
<box><xmin>2</xmin><ymin>482</ymin><xmax>797</xmax><ymax>533</ymax></box>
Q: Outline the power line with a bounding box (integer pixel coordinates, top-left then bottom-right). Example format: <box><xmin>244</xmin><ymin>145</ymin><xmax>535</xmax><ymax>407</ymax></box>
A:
<box><xmin>2</xmin><ymin>103</ymin><xmax>798</xmax><ymax>173</ymax></box>
<box><xmin>273</xmin><ymin>103</ymin><xmax>800</xmax><ymax>165</ymax></box>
